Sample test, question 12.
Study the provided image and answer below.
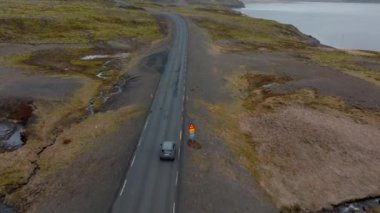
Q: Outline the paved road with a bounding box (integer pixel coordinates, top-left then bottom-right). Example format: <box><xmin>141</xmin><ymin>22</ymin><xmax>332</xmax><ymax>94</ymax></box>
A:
<box><xmin>112</xmin><ymin>13</ymin><xmax>188</xmax><ymax>213</ymax></box>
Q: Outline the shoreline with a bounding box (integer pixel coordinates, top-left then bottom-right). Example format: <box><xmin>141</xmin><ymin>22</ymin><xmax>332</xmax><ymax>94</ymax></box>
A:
<box><xmin>239</xmin><ymin>0</ymin><xmax>380</xmax><ymax>53</ymax></box>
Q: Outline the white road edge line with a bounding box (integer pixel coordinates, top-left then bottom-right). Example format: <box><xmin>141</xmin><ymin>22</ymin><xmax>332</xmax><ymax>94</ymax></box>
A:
<box><xmin>173</xmin><ymin>202</ymin><xmax>176</xmax><ymax>213</ymax></box>
<box><xmin>138</xmin><ymin>138</ymin><xmax>142</xmax><ymax>147</ymax></box>
<box><xmin>131</xmin><ymin>155</ymin><xmax>136</xmax><ymax>167</ymax></box>
<box><xmin>178</xmin><ymin>148</ymin><xmax>181</xmax><ymax>158</ymax></box>
<box><xmin>119</xmin><ymin>179</ymin><xmax>127</xmax><ymax>196</ymax></box>
<box><xmin>143</xmin><ymin>121</ymin><xmax>148</xmax><ymax>131</ymax></box>
<box><xmin>179</xmin><ymin>130</ymin><xmax>182</xmax><ymax>141</ymax></box>
<box><xmin>176</xmin><ymin>171</ymin><xmax>179</xmax><ymax>186</ymax></box>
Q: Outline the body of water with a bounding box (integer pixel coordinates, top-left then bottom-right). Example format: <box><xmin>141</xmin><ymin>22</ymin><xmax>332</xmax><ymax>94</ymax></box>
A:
<box><xmin>239</xmin><ymin>2</ymin><xmax>380</xmax><ymax>51</ymax></box>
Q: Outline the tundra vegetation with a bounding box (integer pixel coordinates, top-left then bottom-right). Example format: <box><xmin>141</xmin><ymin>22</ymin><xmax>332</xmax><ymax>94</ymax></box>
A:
<box><xmin>1</xmin><ymin>1</ymin><xmax>380</xmax><ymax>212</ymax></box>
<box><xmin>171</xmin><ymin>6</ymin><xmax>380</xmax><ymax>212</ymax></box>
<box><xmin>0</xmin><ymin>0</ymin><xmax>161</xmax><ymax>43</ymax></box>
<box><xmin>0</xmin><ymin>0</ymin><xmax>163</xmax><ymax>210</ymax></box>
<box><xmin>173</xmin><ymin>6</ymin><xmax>313</xmax><ymax>51</ymax></box>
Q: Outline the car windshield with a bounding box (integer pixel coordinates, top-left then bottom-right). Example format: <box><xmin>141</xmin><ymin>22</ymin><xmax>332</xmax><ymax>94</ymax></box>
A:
<box><xmin>162</xmin><ymin>142</ymin><xmax>173</xmax><ymax>150</ymax></box>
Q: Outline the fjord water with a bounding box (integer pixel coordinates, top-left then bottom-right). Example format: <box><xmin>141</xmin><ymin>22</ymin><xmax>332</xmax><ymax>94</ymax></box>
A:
<box><xmin>239</xmin><ymin>2</ymin><xmax>380</xmax><ymax>51</ymax></box>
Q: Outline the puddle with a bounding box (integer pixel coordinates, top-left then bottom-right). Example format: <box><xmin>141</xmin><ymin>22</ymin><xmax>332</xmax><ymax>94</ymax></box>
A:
<box><xmin>0</xmin><ymin>203</ymin><xmax>14</xmax><ymax>213</ymax></box>
<box><xmin>321</xmin><ymin>196</ymin><xmax>380</xmax><ymax>213</ymax></box>
<box><xmin>0</xmin><ymin>100</ymin><xmax>33</xmax><ymax>152</ymax></box>
<box><xmin>0</xmin><ymin>121</ymin><xmax>25</xmax><ymax>152</ymax></box>
<box><xmin>81</xmin><ymin>53</ymin><xmax>129</xmax><ymax>60</ymax></box>
<box><xmin>335</xmin><ymin>197</ymin><xmax>380</xmax><ymax>213</ymax></box>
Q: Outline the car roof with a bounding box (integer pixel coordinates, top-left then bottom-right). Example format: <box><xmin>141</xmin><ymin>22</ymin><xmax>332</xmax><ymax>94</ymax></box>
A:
<box><xmin>162</xmin><ymin>141</ymin><xmax>175</xmax><ymax>150</ymax></box>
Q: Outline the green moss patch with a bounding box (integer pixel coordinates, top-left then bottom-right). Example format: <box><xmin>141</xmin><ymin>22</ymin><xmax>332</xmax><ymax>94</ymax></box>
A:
<box><xmin>0</xmin><ymin>0</ymin><xmax>162</xmax><ymax>44</ymax></box>
<box><xmin>173</xmin><ymin>6</ymin><xmax>313</xmax><ymax>51</ymax></box>
<box><xmin>309</xmin><ymin>50</ymin><xmax>380</xmax><ymax>86</ymax></box>
<box><xmin>4</xmin><ymin>47</ymin><xmax>108</xmax><ymax>77</ymax></box>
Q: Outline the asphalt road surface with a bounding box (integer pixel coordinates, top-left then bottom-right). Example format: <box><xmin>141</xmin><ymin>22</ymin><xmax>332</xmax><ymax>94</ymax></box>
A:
<box><xmin>112</xmin><ymin>13</ymin><xmax>188</xmax><ymax>213</ymax></box>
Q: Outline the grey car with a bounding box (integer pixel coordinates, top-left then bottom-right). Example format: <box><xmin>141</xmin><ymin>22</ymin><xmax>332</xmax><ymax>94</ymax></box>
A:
<box><xmin>160</xmin><ymin>141</ymin><xmax>176</xmax><ymax>160</ymax></box>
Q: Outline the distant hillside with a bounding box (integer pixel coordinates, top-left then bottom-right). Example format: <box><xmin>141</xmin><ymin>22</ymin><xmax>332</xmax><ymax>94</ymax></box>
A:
<box><xmin>242</xmin><ymin>0</ymin><xmax>380</xmax><ymax>3</ymax></box>
<box><xmin>186</xmin><ymin>0</ymin><xmax>244</xmax><ymax>7</ymax></box>
<box><xmin>139</xmin><ymin>0</ymin><xmax>245</xmax><ymax>7</ymax></box>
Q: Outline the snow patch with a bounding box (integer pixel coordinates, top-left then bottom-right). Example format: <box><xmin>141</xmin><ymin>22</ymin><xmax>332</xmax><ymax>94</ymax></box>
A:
<box><xmin>81</xmin><ymin>53</ymin><xmax>129</xmax><ymax>60</ymax></box>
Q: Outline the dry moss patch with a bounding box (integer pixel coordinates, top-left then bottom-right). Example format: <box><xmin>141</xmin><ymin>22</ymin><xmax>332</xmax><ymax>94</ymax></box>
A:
<box><xmin>37</xmin><ymin>105</ymin><xmax>144</xmax><ymax>178</ymax></box>
<box><xmin>238</xmin><ymin>73</ymin><xmax>380</xmax><ymax>211</ymax></box>
<box><xmin>309</xmin><ymin>49</ymin><xmax>380</xmax><ymax>86</ymax></box>
<box><xmin>241</xmin><ymin>106</ymin><xmax>380</xmax><ymax>211</ymax></box>
<box><xmin>4</xmin><ymin>47</ymin><xmax>99</xmax><ymax>75</ymax></box>
<box><xmin>242</xmin><ymin>73</ymin><xmax>380</xmax><ymax>118</ymax></box>
<box><xmin>241</xmin><ymin>73</ymin><xmax>343</xmax><ymax>112</ymax></box>
<box><xmin>199</xmin><ymin>71</ymin><xmax>380</xmax><ymax>211</ymax></box>
<box><xmin>0</xmin><ymin>151</ymin><xmax>36</xmax><ymax>195</ymax></box>
<box><xmin>192</xmin><ymin>99</ymin><xmax>261</xmax><ymax>180</ymax></box>
<box><xmin>5</xmin><ymin>105</ymin><xmax>145</xmax><ymax>209</ymax></box>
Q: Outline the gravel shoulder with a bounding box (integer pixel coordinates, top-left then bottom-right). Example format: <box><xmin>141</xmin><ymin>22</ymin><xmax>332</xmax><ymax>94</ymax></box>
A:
<box><xmin>178</xmin><ymin>19</ymin><xmax>277</xmax><ymax>213</ymax></box>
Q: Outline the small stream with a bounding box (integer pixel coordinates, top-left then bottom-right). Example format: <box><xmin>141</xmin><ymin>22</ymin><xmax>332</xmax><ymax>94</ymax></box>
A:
<box><xmin>0</xmin><ymin>203</ymin><xmax>13</xmax><ymax>213</ymax></box>
<box><xmin>82</xmin><ymin>52</ymin><xmax>129</xmax><ymax>115</ymax></box>
<box><xmin>334</xmin><ymin>197</ymin><xmax>380</xmax><ymax>213</ymax></box>
<box><xmin>0</xmin><ymin>53</ymin><xmax>130</xmax><ymax>211</ymax></box>
<box><xmin>85</xmin><ymin>77</ymin><xmax>128</xmax><ymax>115</ymax></box>
<box><xmin>320</xmin><ymin>196</ymin><xmax>380</xmax><ymax>213</ymax></box>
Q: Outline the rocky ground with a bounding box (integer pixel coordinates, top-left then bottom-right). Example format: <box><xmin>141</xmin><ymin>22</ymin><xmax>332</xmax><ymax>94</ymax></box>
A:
<box><xmin>0</xmin><ymin>1</ymin><xmax>167</xmax><ymax>212</ymax></box>
<box><xmin>1</xmin><ymin>1</ymin><xmax>380</xmax><ymax>212</ymax></box>
<box><xmin>178</xmin><ymin>20</ymin><xmax>277</xmax><ymax>213</ymax></box>
<box><xmin>174</xmin><ymin>6</ymin><xmax>380</xmax><ymax>212</ymax></box>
